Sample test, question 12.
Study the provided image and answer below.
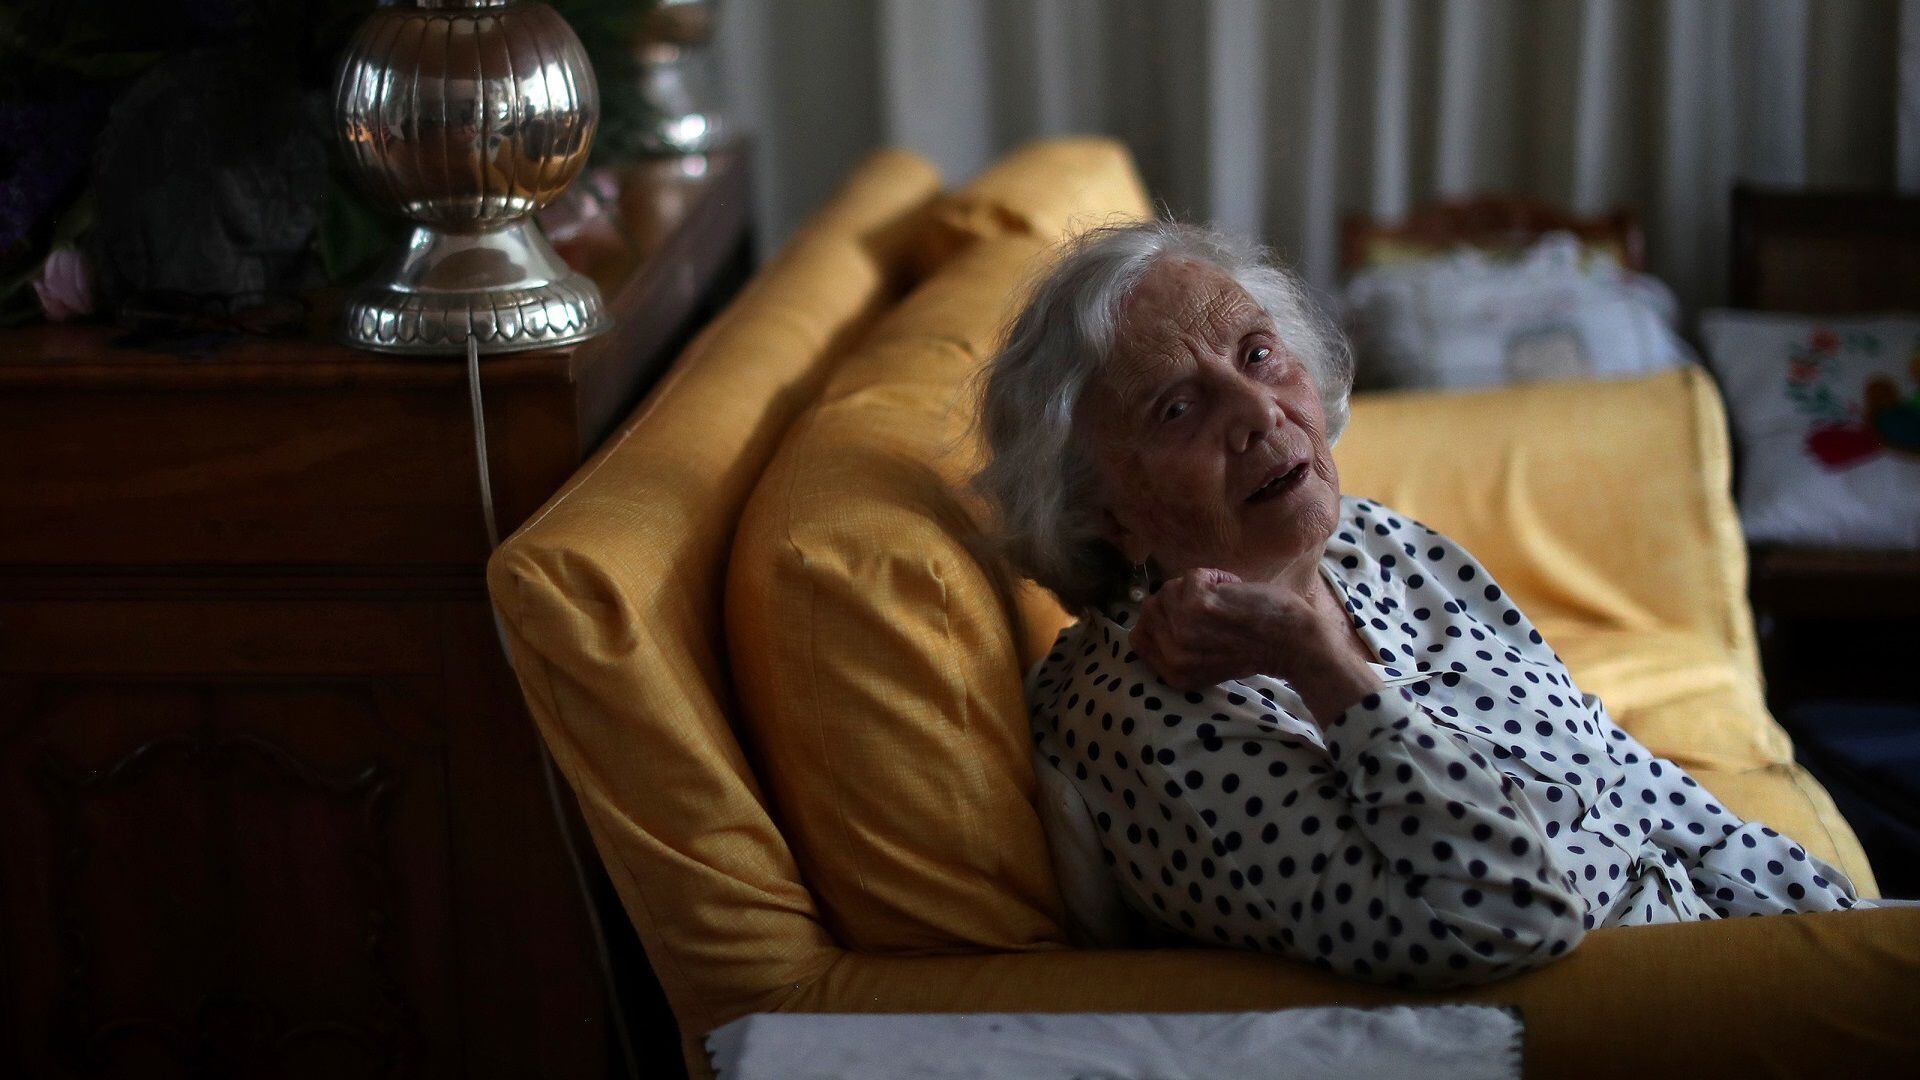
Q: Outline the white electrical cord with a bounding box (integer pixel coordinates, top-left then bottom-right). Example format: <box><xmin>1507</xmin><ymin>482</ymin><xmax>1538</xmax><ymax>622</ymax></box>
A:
<box><xmin>467</xmin><ymin>335</ymin><xmax>642</xmax><ymax>1080</ymax></box>
<box><xmin>466</xmin><ymin>336</ymin><xmax>502</xmax><ymax>550</ymax></box>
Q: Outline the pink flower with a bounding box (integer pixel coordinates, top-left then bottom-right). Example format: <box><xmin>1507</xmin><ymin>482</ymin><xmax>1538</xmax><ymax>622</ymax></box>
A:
<box><xmin>32</xmin><ymin>245</ymin><xmax>94</xmax><ymax>322</ymax></box>
<box><xmin>1810</xmin><ymin>328</ymin><xmax>1839</xmax><ymax>353</ymax></box>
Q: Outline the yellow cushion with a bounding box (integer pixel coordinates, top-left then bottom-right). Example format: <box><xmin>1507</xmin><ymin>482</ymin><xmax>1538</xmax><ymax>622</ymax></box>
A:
<box><xmin>723</xmin><ymin>137</ymin><xmax>1150</xmax><ymax>954</ymax></box>
<box><xmin>485</xmin><ymin>147</ymin><xmax>946</xmax><ymax>1056</ymax></box>
<box><xmin>725</xmin><ymin>233</ymin><xmax>1077</xmax><ymax>953</ymax></box>
<box><xmin>787</xmin><ymin>906</ymin><xmax>1920</xmax><ymax>1080</ymax></box>
<box><xmin>906</xmin><ymin>136</ymin><xmax>1155</xmax><ymax>273</ymax></box>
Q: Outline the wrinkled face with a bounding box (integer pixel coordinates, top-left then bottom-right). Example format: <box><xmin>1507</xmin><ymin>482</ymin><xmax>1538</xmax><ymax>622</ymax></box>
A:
<box><xmin>1080</xmin><ymin>256</ymin><xmax>1342</xmax><ymax>584</ymax></box>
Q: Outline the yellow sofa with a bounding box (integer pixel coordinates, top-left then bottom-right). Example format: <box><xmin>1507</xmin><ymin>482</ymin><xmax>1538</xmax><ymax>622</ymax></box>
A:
<box><xmin>486</xmin><ymin>138</ymin><xmax>1920</xmax><ymax>1079</ymax></box>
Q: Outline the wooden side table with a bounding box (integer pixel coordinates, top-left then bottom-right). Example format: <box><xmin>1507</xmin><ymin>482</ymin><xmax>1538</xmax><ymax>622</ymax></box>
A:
<box><xmin>0</xmin><ymin>144</ymin><xmax>754</xmax><ymax>1078</ymax></box>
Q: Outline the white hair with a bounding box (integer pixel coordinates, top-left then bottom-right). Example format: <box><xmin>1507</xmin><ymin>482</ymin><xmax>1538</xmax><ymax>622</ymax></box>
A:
<box><xmin>968</xmin><ymin>215</ymin><xmax>1354</xmax><ymax>612</ymax></box>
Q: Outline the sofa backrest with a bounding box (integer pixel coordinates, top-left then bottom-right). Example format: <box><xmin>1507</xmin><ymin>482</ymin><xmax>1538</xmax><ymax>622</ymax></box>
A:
<box><xmin>485</xmin><ymin>147</ymin><xmax>945</xmax><ymax>1047</ymax></box>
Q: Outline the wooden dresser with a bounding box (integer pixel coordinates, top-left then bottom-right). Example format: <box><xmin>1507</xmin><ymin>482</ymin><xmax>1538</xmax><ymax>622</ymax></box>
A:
<box><xmin>0</xmin><ymin>145</ymin><xmax>754</xmax><ymax>1078</ymax></box>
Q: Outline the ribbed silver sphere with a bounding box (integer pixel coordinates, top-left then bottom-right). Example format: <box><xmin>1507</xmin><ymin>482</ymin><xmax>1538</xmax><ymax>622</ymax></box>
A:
<box><xmin>333</xmin><ymin>0</ymin><xmax>612</xmax><ymax>355</ymax></box>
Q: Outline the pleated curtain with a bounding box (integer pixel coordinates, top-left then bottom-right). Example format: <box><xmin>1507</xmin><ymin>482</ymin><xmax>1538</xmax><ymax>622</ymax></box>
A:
<box><xmin>716</xmin><ymin>0</ymin><xmax>1919</xmax><ymax>313</ymax></box>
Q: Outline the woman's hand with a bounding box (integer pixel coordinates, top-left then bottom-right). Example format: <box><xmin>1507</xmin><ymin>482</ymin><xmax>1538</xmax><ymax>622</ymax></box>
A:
<box><xmin>1132</xmin><ymin>568</ymin><xmax>1381</xmax><ymax>719</ymax></box>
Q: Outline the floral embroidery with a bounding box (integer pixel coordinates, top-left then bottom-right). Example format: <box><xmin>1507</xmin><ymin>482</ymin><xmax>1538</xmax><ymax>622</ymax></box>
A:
<box><xmin>1784</xmin><ymin>328</ymin><xmax>1920</xmax><ymax>469</ymax></box>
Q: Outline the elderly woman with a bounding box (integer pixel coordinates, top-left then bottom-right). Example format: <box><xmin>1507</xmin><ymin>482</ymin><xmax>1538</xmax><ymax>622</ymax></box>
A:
<box><xmin>970</xmin><ymin>218</ymin><xmax>1892</xmax><ymax>991</ymax></box>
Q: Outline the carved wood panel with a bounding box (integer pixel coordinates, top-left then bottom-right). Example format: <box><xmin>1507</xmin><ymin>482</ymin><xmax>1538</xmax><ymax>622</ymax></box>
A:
<box><xmin>0</xmin><ymin>676</ymin><xmax>456</xmax><ymax>1079</ymax></box>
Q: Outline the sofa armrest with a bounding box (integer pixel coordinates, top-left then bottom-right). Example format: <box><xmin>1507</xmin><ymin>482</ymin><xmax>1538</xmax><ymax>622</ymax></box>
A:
<box><xmin>486</xmin><ymin>147</ymin><xmax>949</xmax><ymax>1048</ymax></box>
<box><xmin>780</xmin><ymin>908</ymin><xmax>1920</xmax><ymax>1080</ymax></box>
<box><xmin>1334</xmin><ymin>366</ymin><xmax>1758</xmax><ymax>676</ymax></box>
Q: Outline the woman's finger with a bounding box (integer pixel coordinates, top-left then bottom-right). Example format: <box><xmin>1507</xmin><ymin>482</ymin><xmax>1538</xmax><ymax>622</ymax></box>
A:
<box><xmin>1191</xmin><ymin>566</ymin><xmax>1240</xmax><ymax>588</ymax></box>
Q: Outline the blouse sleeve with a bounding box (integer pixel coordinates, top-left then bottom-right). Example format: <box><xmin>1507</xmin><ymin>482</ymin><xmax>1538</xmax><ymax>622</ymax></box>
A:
<box><xmin>1086</xmin><ymin>679</ymin><xmax>1589</xmax><ymax>989</ymax></box>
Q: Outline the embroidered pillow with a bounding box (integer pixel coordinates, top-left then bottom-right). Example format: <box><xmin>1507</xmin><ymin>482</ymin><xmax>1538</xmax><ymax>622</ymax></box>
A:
<box><xmin>1698</xmin><ymin>311</ymin><xmax>1920</xmax><ymax>548</ymax></box>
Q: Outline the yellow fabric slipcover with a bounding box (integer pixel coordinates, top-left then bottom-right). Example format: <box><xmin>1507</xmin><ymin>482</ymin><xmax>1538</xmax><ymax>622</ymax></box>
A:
<box><xmin>489</xmin><ymin>137</ymin><xmax>1917</xmax><ymax>1080</ymax></box>
<box><xmin>725</xmin><ymin>232</ymin><xmax>1076</xmax><ymax>954</ymax></box>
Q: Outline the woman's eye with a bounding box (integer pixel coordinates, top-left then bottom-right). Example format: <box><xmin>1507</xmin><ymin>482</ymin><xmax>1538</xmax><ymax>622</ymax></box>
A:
<box><xmin>1247</xmin><ymin>345</ymin><xmax>1272</xmax><ymax>366</ymax></box>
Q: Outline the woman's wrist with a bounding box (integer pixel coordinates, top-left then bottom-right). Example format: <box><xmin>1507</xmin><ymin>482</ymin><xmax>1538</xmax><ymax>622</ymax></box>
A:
<box><xmin>1293</xmin><ymin>657</ymin><xmax>1382</xmax><ymax>723</ymax></box>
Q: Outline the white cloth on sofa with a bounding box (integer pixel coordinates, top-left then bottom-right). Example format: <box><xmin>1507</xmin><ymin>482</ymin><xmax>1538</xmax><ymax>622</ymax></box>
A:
<box><xmin>705</xmin><ymin>1003</ymin><xmax>1523</xmax><ymax>1080</ymax></box>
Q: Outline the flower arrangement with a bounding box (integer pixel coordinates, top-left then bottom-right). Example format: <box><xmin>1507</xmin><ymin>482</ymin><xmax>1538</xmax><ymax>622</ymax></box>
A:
<box><xmin>0</xmin><ymin>0</ymin><xmax>656</xmax><ymax>328</ymax></box>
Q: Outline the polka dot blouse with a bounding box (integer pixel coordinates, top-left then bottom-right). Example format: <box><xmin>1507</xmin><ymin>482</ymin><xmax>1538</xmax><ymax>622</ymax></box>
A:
<box><xmin>1027</xmin><ymin>494</ymin><xmax>1866</xmax><ymax>988</ymax></box>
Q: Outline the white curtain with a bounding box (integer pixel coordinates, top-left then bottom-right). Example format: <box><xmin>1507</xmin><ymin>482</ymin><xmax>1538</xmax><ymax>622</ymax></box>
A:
<box><xmin>716</xmin><ymin>0</ymin><xmax>1918</xmax><ymax>312</ymax></box>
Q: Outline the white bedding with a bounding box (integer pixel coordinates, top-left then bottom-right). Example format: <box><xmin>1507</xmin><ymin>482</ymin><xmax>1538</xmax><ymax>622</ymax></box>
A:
<box><xmin>706</xmin><ymin>1003</ymin><xmax>1524</xmax><ymax>1080</ymax></box>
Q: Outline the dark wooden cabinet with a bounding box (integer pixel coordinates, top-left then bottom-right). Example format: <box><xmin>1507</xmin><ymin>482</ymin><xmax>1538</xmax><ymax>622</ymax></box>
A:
<box><xmin>0</xmin><ymin>146</ymin><xmax>754</xmax><ymax>1078</ymax></box>
<box><xmin>2</xmin><ymin>604</ymin><xmax>464</xmax><ymax>1077</ymax></box>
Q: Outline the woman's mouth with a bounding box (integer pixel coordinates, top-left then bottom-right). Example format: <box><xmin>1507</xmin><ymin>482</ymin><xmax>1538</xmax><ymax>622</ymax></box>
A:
<box><xmin>1245</xmin><ymin>461</ymin><xmax>1309</xmax><ymax>504</ymax></box>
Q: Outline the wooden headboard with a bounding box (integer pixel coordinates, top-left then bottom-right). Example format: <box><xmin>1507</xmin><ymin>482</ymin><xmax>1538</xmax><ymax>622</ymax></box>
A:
<box><xmin>1340</xmin><ymin>195</ymin><xmax>1645</xmax><ymax>275</ymax></box>
<box><xmin>1730</xmin><ymin>185</ymin><xmax>1920</xmax><ymax>314</ymax></box>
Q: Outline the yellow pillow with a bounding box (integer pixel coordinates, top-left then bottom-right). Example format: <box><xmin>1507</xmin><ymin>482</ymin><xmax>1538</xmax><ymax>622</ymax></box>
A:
<box><xmin>906</xmin><ymin>136</ymin><xmax>1155</xmax><ymax>274</ymax></box>
<box><xmin>725</xmin><ymin>232</ymin><xmax>1077</xmax><ymax>953</ymax></box>
<box><xmin>722</xmin><ymin>137</ymin><xmax>1150</xmax><ymax>952</ymax></box>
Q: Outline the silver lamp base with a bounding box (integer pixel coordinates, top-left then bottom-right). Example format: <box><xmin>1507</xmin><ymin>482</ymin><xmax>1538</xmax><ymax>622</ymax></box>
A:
<box><xmin>341</xmin><ymin>220</ymin><xmax>612</xmax><ymax>356</ymax></box>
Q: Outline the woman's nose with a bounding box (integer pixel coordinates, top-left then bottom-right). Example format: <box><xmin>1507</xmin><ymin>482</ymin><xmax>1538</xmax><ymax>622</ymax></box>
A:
<box><xmin>1225</xmin><ymin>381</ymin><xmax>1281</xmax><ymax>453</ymax></box>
